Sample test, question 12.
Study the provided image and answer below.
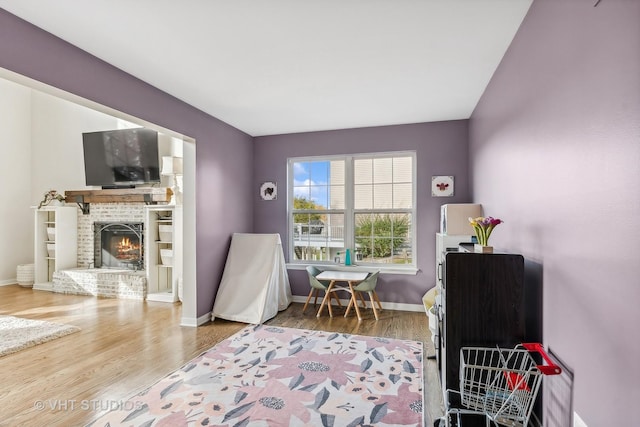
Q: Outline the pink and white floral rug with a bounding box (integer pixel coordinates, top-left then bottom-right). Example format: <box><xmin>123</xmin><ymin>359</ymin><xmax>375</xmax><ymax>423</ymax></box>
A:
<box><xmin>88</xmin><ymin>325</ymin><xmax>424</xmax><ymax>426</ymax></box>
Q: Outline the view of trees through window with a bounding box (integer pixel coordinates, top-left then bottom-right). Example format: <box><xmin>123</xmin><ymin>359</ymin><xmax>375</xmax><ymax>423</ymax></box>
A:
<box><xmin>290</xmin><ymin>153</ymin><xmax>414</xmax><ymax>266</ymax></box>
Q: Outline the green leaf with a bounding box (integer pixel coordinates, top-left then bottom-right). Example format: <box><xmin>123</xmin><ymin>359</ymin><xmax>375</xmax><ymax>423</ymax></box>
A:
<box><xmin>403</xmin><ymin>360</ymin><xmax>416</xmax><ymax>374</ymax></box>
<box><xmin>234</xmin><ymin>345</ymin><xmax>249</xmax><ymax>355</ymax></box>
<box><xmin>234</xmin><ymin>391</ymin><xmax>248</xmax><ymax>404</ymax></box>
<box><xmin>300</xmin><ymin>383</ymin><xmax>318</xmax><ymax>392</ymax></box>
<box><xmin>233</xmin><ymin>417</ymin><xmax>250</xmax><ymax>427</ymax></box>
<box><xmin>321</xmin><ymin>413</ymin><xmax>335</xmax><ymax>427</ymax></box>
<box><xmin>389</xmin><ymin>374</ymin><xmax>401</xmax><ymax>384</ymax></box>
<box><xmin>347</xmin><ymin>416</ymin><xmax>365</xmax><ymax>427</ymax></box>
<box><xmin>361</xmin><ymin>358</ymin><xmax>373</xmax><ymax>372</ymax></box>
<box><xmin>371</xmin><ymin>349</ymin><xmax>384</xmax><ymax>362</ymax></box>
<box><xmin>289</xmin><ymin>345</ymin><xmax>303</xmax><ymax>356</ymax></box>
<box><xmin>313</xmin><ymin>387</ymin><xmax>330</xmax><ymax>409</ymax></box>
<box><xmin>327</xmin><ymin>333</ymin><xmax>339</xmax><ymax>341</ymax></box>
<box><xmin>222</xmin><ymin>401</ymin><xmax>255</xmax><ymax>423</ymax></box>
<box><xmin>370</xmin><ymin>402</ymin><xmax>388</xmax><ymax>424</ymax></box>
<box><xmin>289</xmin><ymin>373</ymin><xmax>304</xmax><ymax>389</ymax></box>
<box><xmin>159</xmin><ymin>380</ymin><xmax>182</xmax><ymax>399</ymax></box>
<box><xmin>265</xmin><ymin>349</ymin><xmax>276</xmax><ymax>362</ymax></box>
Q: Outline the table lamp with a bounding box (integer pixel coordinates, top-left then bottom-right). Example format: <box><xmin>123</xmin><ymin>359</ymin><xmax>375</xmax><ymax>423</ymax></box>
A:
<box><xmin>161</xmin><ymin>156</ymin><xmax>183</xmax><ymax>205</ymax></box>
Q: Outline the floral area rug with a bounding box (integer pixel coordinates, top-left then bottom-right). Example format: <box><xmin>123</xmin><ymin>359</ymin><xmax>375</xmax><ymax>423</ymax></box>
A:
<box><xmin>88</xmin><ymin>324</ymin><xmax>424</xmax><ymax>426</ymax></box>
<box><xmin>0</xmin><ymin>315</ymin><xmax>80</xmax><ymax>357</ymax></box>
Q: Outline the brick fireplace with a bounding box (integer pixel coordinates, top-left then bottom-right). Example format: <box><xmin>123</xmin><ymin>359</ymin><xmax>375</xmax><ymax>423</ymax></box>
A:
<box><xmin>52</xmin><ymin>202</ymin><xmax>148</xmax><ymax>299</ymax></box>
<box><xmin>76</xmin><ymin>203</ymin><xmax>146</xmax><ymax>268</ymax></box>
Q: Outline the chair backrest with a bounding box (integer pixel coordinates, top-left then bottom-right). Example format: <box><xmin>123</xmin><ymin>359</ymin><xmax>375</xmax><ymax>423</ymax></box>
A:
<box><xmin>306</xmin><ymin>265</ymin><xmax>322</xmax><ymax>277</ymax></box>
<box><xmin>353</xmin><ymin>271</ymin><xmax>380</xmax><ymax>292</ymax></box>
<box><xmin>306</xmin><ymin>265</ymin><xmax>328</xmax><ymax>289</ymax></box>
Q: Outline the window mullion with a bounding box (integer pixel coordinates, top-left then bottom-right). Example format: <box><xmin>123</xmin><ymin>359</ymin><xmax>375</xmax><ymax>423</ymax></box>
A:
<box><xmin>344</xmin><ymin>156</ymin><xmax>355</xmax><ymax>253</ymax></box>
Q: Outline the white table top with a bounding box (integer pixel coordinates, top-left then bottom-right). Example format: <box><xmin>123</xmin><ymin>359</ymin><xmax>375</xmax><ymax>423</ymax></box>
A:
<box><xmin>316</xmin><ymin>270</ymin><xmax>369</xmax><ymax>281</ymax></box>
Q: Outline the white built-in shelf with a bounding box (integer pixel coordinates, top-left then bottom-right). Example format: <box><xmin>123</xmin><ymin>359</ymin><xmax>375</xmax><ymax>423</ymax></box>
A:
<box><xmin>33</xmin><ymin>206</ymin><xmax>78</xmax><ymax>291</ymax></box>
<box><xmin>145</xmin><ymin>205</ymin><xmax>182</xmax><ymax>303</ymax></box>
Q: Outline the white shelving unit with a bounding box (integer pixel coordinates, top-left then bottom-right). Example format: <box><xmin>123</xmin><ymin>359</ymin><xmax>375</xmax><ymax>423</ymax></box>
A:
<box><xmin>145</xmin><ymin>205</ymin><xmax>182</xmax><ymax>302</ymax></box>
<box><xmin>33</xmin><ymin>205</ymin><xmax>78</xmax><ymax>291</ymax></box>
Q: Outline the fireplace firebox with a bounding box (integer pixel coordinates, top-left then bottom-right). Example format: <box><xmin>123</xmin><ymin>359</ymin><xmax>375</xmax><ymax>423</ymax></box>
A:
<box><xmin>94</xmin><ymin>222</ymin><xmax>144</xmax><ymax>270</ymax></box>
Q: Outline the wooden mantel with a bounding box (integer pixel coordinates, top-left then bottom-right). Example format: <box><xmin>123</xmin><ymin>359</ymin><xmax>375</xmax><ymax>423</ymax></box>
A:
<box><xmin>65</xmin><ymin>188</ymin><xmax>172</xmax><ymax>214</ymax></box>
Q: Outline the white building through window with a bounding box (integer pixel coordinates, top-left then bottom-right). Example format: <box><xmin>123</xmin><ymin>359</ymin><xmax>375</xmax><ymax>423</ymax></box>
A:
<box><xmin>288</xmin><ymin>151</ymin><xmax>415</xmax><ymax>269</ymax></box>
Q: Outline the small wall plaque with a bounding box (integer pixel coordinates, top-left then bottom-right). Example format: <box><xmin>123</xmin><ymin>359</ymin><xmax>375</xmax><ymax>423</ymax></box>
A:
<box><xmin>431</xmin><ymin>176</ymin><xmax>454</xmax><ymax>197</ymax></box>
<box><xmin>260</xmin><ymin>181</ymin><xmax>277</xmax><ymax>200</ymax></box>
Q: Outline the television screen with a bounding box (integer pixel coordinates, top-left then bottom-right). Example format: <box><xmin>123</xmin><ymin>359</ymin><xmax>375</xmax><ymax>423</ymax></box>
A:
<box><xmin>82</xmin><ymin>128</ymin><xmax>160</xmax><ymax>188</ymax></box>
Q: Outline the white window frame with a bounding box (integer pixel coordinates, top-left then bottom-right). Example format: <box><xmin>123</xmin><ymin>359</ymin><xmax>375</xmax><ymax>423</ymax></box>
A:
<box><xmin>287</xmin><ymin>151</ymin><xmax>417</xmax><ymax>272</ymax></box>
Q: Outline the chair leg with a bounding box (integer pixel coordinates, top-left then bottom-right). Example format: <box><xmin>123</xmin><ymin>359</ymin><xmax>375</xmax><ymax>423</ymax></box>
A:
<box><xmin>325</xmin><ymin>291</ymin><xmax>334</xmax><ymax>317</ymax></box>
<box><xmin>357</xmin><ymin>292</ymin><xmax>367</xmax><ymax>309</ymax></box>
<box><xmin>302</xmin><ymin>289</ymin><xmax>315</xmax><ymax>313</ymax></box>
<box><xmin>345</xmin><ymin>293</ymin><xmax>355</xmax><ymax>318</ymax></box>
<box><xmin>333</xmin><ymin>292</ymin><xmax>343</xmax><ymax>307</ymax></box>
<box><xmin>372</xmin><ymin>291</ymin><xmax>383</xmax><ymax>310</ymax></box>
<box><xmin>313</xmin><ymin>289</ymin><xmax>319</xmax><ymax>306</ymax></box>
<box><xmin>368</xmin><ymin>291</ymin><xmax>380</xmax><ymax>320</ymax></box>
<box><xmin>348</xmin><ymin>282</ymin><xmax>363</xmax><ymax>321</ymax></box>
<box><xmin>317</xmin><ymin>282</ymin><xmax>336</xmax><ymax>318</ymax></box>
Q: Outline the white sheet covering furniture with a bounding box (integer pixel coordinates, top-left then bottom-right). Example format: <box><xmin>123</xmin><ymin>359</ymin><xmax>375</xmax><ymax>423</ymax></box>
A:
<box><xmin>211</xmin><ymin>233</ymin><xmax>292</xmax><ymax>324</ymax></box>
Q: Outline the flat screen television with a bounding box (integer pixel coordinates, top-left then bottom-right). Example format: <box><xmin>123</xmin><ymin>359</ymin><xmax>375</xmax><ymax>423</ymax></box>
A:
<box><xmin>82</xmin><ymin>128</ymin><xmax>160</xmax><ymax>188</ymax></box>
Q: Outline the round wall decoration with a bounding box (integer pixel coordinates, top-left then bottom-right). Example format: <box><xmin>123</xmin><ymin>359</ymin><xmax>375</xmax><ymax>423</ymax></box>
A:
<box><xmin>260</xmin><ymin>181</ymin><xmax>277</xmax><ymax>200</ymax></box>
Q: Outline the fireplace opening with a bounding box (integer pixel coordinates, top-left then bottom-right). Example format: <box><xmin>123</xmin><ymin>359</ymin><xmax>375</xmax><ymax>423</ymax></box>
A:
<box><xmin>94</xmin><ymin>222</ymin><xmax>143</xmax><ymax>270</ymax></box>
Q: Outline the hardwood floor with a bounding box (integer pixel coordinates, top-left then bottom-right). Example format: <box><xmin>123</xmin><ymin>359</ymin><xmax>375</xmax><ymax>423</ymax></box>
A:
<box><xmin>0</xmin><ymin>285</ymin><xmax>444</xmax><ymax>426</ymax></box>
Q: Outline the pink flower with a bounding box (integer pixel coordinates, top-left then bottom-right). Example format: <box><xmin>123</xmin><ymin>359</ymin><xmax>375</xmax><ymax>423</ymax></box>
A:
<box><xmin>468</xmin><ymin>216</ymin><xmax>504</xmax><ymax>246</ymax></box>
<box><xmin>267</xmin><ymin>349</ymin><xmax>361</xmax><ymax>386</ymax></box>
<box><xmin>223</xmin><ymin>378</ymin><xmax>316</xmax><ymax>424</ymax></box>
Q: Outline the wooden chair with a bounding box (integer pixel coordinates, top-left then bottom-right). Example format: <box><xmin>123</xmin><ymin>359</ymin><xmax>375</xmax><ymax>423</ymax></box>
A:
<box><xmin>345</xmin><ymin>271</ymin><xmax>383</xmax><ymax>320</ymax></box>
<box><xmin>302</xmin><ymin>266</ymin><xmax>343</xmax><ymax>316</ymax></box>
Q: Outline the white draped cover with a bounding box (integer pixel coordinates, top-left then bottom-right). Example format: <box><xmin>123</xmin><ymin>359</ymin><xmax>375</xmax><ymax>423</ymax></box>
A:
<box><xmin>212</xmin><ymin>233</ymin><xmax>292</xmax><ymax>324</ymax></box>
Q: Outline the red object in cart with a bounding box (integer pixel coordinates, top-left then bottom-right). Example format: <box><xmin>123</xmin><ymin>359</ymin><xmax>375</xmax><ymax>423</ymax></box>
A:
<box><xmin>438</xmin><ymin>343</ymin><xmax>561</xmax><ymax>427</ymax></box>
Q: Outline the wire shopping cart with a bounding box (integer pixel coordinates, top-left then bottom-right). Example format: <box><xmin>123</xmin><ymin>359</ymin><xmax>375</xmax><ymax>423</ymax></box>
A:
<box><xmin>437</xmin><ymin>343</ymin><xmax>561</xmax><ymax>427</ymax></box>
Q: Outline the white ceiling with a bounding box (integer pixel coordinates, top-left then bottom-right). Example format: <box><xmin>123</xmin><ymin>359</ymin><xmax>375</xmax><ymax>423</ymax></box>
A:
<box><xmin>0</xmin><ymin>0</ymin><xmax>532</xmax><ymax>137</ymax></box>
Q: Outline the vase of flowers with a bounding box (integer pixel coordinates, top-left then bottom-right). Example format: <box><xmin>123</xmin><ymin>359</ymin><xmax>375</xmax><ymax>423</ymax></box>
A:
<box><xmin>468</xmin><ymin>216</ymin><xmax>503</xmax><ymax>253</ymax></box>
<box><xmin>38</xmin><ymin>190</ymin><xmax>65</xmax><ymax>209</ymax></box>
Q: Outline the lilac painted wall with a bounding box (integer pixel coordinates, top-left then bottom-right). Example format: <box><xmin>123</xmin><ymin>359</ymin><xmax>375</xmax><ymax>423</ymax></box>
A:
<box><xmin>469</xmin><ymin>0</ymin><xmax>640</xmax><ymax>424</ymax></box>
<box><xmin>253</xmin><ymin>121</ymin><xmax>470</xmax><ymax>304</ymax></box>
<box><xmin>0</xmin><ymin>9</ymin><xmax>254</xmax><ymax>318</ymax></box>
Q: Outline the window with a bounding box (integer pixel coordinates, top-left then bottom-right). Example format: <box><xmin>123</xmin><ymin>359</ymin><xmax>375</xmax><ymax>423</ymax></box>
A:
<box><xmin>288</xmin><ymin>152</ymin><xmax>415</xmax><ymax>269</ymax></box>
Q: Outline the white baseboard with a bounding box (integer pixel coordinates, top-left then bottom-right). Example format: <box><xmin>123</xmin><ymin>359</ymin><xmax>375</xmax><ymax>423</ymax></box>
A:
<box><xmin>574</xmin><ymin>412</ymin><xmax>588</xmax><ymax>427</ymax></box>
<box><xmin>197</xmin><ymin>312</ymin><xmax>212</xmax><ymax>325</ymax></box>
<box><xmin>181</xmin><ymin>311</ymin><xmax>210</xmax><ymax>327</ymax></box>
<box><xmin>0</xmin><ymin>279</ymin><xmax>16</xmax><ymax>286</ymax></box>
<box><xmin>290</xmin><ymin>295</ymin><xmax>424</xmax><ymax>312</ymax></box>
<box><xmin>179</xmin><ymin>317</ymin><xmax>198</xmax><ymax>327</ymax></box>
<box><xmin>33</xmin><ymin>282</ymin><xmax>53</xmax><ymax>292</ymax></box>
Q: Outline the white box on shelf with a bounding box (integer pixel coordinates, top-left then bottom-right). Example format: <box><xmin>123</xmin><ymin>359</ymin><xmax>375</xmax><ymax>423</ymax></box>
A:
<box><xmin>46</xmin><ymin>243</ymin><xmax>55</xmax><ymax>258</ymax></box>
<box><xmin>158</xmin><ymin>225</ymin><xmax>172</xmax><ymax>242</ymax></box>
<box><xmin>440</xmin><ymin>203</ymin><xmax>483</xmax><ymax>235</ymax></box>
<box><xmin>160</xmin><ymin>249</ymin><xmax>173</xmax><ymax>266</ymax></box>
<box><xmin>47</xmin><ymin>227</ymin><xmax>55</xmax><ymax>242</ymax></box>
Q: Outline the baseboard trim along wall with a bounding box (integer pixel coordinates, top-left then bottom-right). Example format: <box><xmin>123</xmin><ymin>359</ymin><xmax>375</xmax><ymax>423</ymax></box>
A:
<box><xmin>290</xmin><ymin>295</ymin><xmax>423</xmax><ymax>312</ymax></box>
<box><xmin>181</xmin><ymin>312</ymin><xmax>211</xmax><ymax>327</ymax></box>
<box><xmin>0</xmin><ymin>279</ymin><xmax>17</xmax><ymax>286</ymax></box>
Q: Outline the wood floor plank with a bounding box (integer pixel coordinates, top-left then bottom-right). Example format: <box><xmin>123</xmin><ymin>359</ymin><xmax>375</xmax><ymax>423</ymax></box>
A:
<box><xmin>0</xmin><ymin>285</ymin><xmax>443</xmax><ymax>426</ymax></box>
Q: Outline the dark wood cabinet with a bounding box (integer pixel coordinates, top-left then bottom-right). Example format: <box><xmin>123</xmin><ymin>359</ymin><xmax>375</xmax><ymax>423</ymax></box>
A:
<box><xmin>439</xmin><ymin>252</ymin><xmax>525</xmax><ymax>397</ymax></box>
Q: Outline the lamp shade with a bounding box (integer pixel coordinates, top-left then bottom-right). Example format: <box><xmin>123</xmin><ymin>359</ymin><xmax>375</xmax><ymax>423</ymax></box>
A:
<box><xmin>161</xmin><ymin>156</ymin><xmax>183</xmax><ymax>175</ymax></box>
